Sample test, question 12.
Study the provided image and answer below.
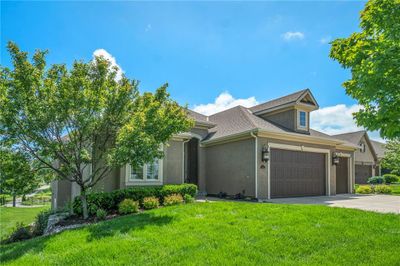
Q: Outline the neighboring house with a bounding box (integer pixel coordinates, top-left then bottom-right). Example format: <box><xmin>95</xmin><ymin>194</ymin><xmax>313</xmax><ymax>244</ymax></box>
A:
<box><xmin>332</xmin><ymin>131</ymin><xmax>379</xmax><ymax>184</ymax></box>
<box><xmin>52</xmin><ymin>89</ymin><xmax>359</xmax><ymax>210</ymax></box>
<box><xmin>370</xmin><ymin>140</ymin><xmax>389</xmax><ymax>175</ymax></box>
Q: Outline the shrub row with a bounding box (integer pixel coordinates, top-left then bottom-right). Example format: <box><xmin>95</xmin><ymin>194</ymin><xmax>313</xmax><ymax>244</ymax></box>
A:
<box><xmin>355</xmin><ymin>184</ymin><xmax>392</xmax><ymax>194</ymax></box>
<box><xmin>367</xmin><ymin>174</ymin><xmax>399</xmax><ymax>185</ymax></box>
<box><xmin>73</xmin><ymin>184</ymin><xmax>197</xmax><ymax>216</ymax></box>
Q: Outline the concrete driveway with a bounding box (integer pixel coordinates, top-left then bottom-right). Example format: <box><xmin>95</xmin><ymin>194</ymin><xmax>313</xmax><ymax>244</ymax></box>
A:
<box><xmin>267</xmin><ymin>194</ymin><xmax>400</xmax><ymax>214</ymax></box>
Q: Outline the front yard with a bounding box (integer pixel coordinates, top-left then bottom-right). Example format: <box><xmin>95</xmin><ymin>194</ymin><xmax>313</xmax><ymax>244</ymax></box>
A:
<box><xmin>0</xmin><ymin>206</ymin><xmax>49</xmax><ymax>239</ymax></box>
<box><xmin>1</xmin><ymin>202</ymin><xmax>399</xmax><ymax>265</ymax></box>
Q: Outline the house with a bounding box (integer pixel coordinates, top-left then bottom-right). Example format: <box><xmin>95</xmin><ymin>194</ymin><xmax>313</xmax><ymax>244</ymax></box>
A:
<box><xmin>52</xmin><ymin>89</ymin><xmax>359</xmax><ymax>210</ymax></box>
<box><xmin>332</xmin><ymin>131</ymin><xmax>379</xmax><ymax>184</ymax></box>
<box><xmin>370</xmin><ymin>140</ymin><xmax>389</xmax><ymax>175</ymax></box>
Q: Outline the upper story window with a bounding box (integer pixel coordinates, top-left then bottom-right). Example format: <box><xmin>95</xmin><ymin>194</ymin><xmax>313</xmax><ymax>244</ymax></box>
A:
<box><xmin>298</xmin><ymin>110</ymin><xmax>307</xmax><ymax>129</ymax></box>
<box><xmin>359</xmin><ymin>142</ymin><xmax>366</xmax><ymax>153</ymax></box>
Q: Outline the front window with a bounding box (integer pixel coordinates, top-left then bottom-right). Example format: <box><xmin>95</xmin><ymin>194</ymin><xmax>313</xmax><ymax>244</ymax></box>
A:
<box><xmin>128</xmin><ymin>159</ymin><xmax>162</xmax><ymax>182</ymax></box>
<box><xmin>299</xmin><ymin>111</ymin><xmax>307</xmax><ymax>128</ymax></box>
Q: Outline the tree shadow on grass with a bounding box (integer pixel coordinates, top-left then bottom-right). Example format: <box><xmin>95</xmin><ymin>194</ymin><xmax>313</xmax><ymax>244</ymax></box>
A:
<box><xmin>0</xmin><ymin>235</ymin><xmax>49</xmax><ymax>263</ymax></box>
<box><xmin>86</xmin><ymin>212</ymin><xmax>175</xmax><ymax>241</ymax></box>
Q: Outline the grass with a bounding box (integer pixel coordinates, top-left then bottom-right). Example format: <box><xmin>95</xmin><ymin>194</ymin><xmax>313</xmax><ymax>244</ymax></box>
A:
<box><xmin>0</xmin><ymin>206</ymin><xmax>49</xmax><ymax>239</ymax></box>
<box><xmin>1</xmin><ymin>202</ymin><xmax>399</xmax><ymax>265</ymax></box>
<box><xmin>389</xmin><ymin>184</ymin><xmax>400</xmax><ymax>195</ymax></box>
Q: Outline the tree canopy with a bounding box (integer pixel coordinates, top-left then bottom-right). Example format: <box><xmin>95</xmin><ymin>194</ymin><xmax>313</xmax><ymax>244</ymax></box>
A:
<box><xmin>0</xmin><ymin>42</ymin><xmax>193</xmax><ymax>217</ymax></box>
<box><xmin>381</xmin><ymin>139</ymin><xmax>400</xmax><ymax>176</ymax></box>
<box><xmin>330</xmin><ymin>0</ymin><xmax>400</xmax><ymax>139</ymax></box>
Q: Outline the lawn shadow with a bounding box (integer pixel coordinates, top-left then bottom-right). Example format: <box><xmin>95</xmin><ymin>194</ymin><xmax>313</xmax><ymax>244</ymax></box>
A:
<box><xmin>0</xmin><ymin>234</ymin><xmax>50</xmax><ymax>263</ymax></box>
<box><xmin>86</xmin><ymin>212</ymin><xmax>175</xmax><ymax>241</ymax></box>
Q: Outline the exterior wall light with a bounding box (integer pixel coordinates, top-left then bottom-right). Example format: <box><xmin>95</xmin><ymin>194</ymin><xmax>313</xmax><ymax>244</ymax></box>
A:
<box><xmin>262</xmin><ymin>145</ymin><xmax>270</xmax><ymax>162</ymax></box>
<box><xmin>332</xmin><ymin>152</ymin><xmax>340</xmax><ymax>165</ymax></box>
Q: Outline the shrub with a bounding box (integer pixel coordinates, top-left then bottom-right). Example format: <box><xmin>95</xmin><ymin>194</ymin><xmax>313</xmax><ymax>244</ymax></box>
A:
<box><xmin>163</xmin><ymin>194</ymin><xmax>183</xmax><ymax>206</ymax></box>
<box><xmin>88</xmin><ymin>204</ymin><xmax>99</xmax><ymax>216</ymax></box>
<box><xmin>143</xmin><ymin>197</ymin><xmax>159</xmax><ymax>210</ymax></box>
<box><xmin>183</xmin><ymin>194</ymin><xmax>195</xmax><ymax>203</ymax></box>
<box><xmin>374</xmin><ymin>185</ymin><xmax>392</xmax><ymax>194</ymax></box>
<box><xmin>6</xmin><ymin>223</ymin><xmax>32</xmax><ymax>243</ymax></box>
<box><xmin>355</xmin><ymin>185</ymin><xmax>373</xmax><ymax>194</ymax></box>
<box><xmin>32</xmin><ymin>210</ymin><xmax>51</xmax><ymax>236</ymax></box>
<box><xmin>383</xmin><ymin>174</ymin><xmax>399</xmax><ymax>184</ymax></box>
<box><xmin>367</xmin><ymin>176</ymin><xmax>384</xmax><ymax>184</ymax></box>
<box><xmin>96</xmin><ymin>209</ymin><xmax>107</xmax><ymax>220</ymax></box>
<box><xmin>73</xmin><ymin>184</ymin><xmax>197</xmax><ymax>216</ymax></box>
<box><xmin>118</xmin><ymin>199</ymin><xmax>139</xmax><ymax>215</ymax></box>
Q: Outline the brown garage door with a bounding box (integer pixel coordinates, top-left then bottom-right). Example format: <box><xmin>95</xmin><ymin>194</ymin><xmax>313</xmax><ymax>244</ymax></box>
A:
<box><xmin>270</xmin><ymin>149</ymin><xmax>326</xmax><ymax>198</ymax></box>
<box><xmin>336</xmin><ymin>157</ymin><xmax>349</xmax><ymax>194</ymax></box>
<box><xmin>355</xmin><ymin>165</ymin><xmax>372</xmax><ymax>184</ymax></box>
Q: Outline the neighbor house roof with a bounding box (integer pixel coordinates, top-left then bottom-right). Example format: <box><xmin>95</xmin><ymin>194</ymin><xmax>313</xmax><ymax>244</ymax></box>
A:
<box><xmin>249</xmin><ymin>89</ymin><xmax>316</xmax><ymax>114</ymax></box>
<box><xmin>370</xmin><ymin>140</ymin><xmax>386</xmax><ymax>159</ymax></box>
<box><xmin>332</xmin><ymin>130</ymin><xmax>378</xmax><ymax>161</ymax></box>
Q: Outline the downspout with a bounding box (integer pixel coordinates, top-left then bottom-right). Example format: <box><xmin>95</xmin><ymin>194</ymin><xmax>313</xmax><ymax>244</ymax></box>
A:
<box><xmin>182</xmin><ymin>138</ymin><xmax>191</xmax><ymax>184</ymax></box>
<box><xmin>250</xmin><ymin>131</ymin><xmax>258</xmax><ymax>199</ymax></box>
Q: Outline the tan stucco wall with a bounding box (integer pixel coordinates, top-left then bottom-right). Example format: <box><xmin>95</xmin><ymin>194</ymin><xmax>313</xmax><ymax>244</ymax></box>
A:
<box><xmin>205</xmin><ymin>138</ymin><xmax>255</xmax><ymax>197</ymax></box>
<box><xmin>52</xmin><ymin>179</ymin><xmax>72</xmax><ymax>210</ymax></box>
<box><xmin>355</xmin><ymin>135</ymin><xmax>375</xmax><ymax>164</ymax></box>
<box><xmin>261</xmin><ymin>109</ymin><xmax>296</xmax><ymax>131</ymax></box>
<box><xmin>163</xmin><ymin>140</ymin><xmax>184</xmax><ymax>184</ymax></box>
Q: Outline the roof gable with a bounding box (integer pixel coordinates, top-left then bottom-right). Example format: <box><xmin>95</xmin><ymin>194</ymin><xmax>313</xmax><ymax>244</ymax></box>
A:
<box><xmin>250</xmin><ymin>89</ymin><xmax>318</xmax><ymax>114</ymax></box>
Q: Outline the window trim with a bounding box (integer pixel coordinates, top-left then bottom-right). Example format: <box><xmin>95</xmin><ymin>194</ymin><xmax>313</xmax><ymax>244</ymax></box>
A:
<box><xmin>126</xmin><ymin>158</ymin><xmax>163</xmax><ymax>185</ymax></box>
<box><xmin>297</xmin><ymin>110</ymin><xmax>308</xmax><ymax>130</ymax></box>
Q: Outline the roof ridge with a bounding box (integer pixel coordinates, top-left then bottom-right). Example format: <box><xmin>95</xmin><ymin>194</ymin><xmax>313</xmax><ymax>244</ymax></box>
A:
<box><xmin>250</xmin><ymin>88</ymin><xmax>308</xmax><ymax>112</ymax></box>
<box><xmin>209</xmin><ymin>105</ymin><xmax>245</xmax><ymax>118</ymax></box>
<box><xmin>237</xmin><ymin>106</ymin><xmax>258</xmax><ymax>129</ymax></box>
<box><xmin>332</xmin><ymin>130</ymin><xmax>366</xmax><ymax>136</ymax></box>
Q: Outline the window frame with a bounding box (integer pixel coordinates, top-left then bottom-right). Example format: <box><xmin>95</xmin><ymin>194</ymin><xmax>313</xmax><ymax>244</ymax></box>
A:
<box><xmin>297</xmin><ymin>110</ymin><xmax>308</xmax><ymax>130</ymax></box>
<box><xmin>126</xmin><ymin>158</ymin><xmax>163</xmax><ymax>185</ymax></box>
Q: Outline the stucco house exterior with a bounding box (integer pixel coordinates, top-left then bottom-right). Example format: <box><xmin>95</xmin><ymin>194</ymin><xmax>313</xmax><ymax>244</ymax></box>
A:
<box><xmin>52</xmin><ymin>89</ymin><xmax>359</xmax><ymax>210</ymax></box>
<box><xmin>332</xmin><ymin>131</ymin><xmax>380</xmax><ymax>184</ymax></box>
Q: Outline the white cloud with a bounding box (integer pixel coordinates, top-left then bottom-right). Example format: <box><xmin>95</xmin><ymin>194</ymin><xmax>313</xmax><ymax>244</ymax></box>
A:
<box><xmin>193</xmin><ymin>92</ymin><xmax>258</xmax><ymax>116</ymax></box>
<box><xmin>282</xmin><ymin>31</ymin><xmax>305</xmax><ymax>41</ymax></box>
<box><xmin>145</xmin><ymin>24</ymin><xmax>152</xmax><ymax>32</ymax></box>
<box><xmin>319</xmin><ymin>36</ymin><xmax>332</xmax><ymax>44</ymax></box>
<box><xmin>310</xmin><ymin>104</ymin><xmax>385</xmax><ymax>142</ymax></box>
<box><xmin>93</xmin><ymin>49</ymin><xmax>123</xmax><ymax>80</ymax></box>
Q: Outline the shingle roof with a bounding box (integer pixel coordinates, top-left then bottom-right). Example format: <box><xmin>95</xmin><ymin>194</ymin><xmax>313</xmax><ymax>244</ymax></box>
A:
<box><xmin>370</xmin><ymin>140</ymin><xmax>386</xmax><ymax>159</ymax></box>
<box><xmin>250</xmin><ymin>89</ymin><xmax>309</xmax><ymax>113</ymax></box>
<box><xmin>204</xmin><ymin>105</ymin><xmax>351</xmax><ymax>145</ymax></box>
<box><xmin>332</xmin><ymin>131</ymin><xmax>366</xmax><ymax>145</ymax></box>
<box><xmin>186</xmin><ymin>109</ymin><xmax>209</xmax><ymax>123</ymax></box>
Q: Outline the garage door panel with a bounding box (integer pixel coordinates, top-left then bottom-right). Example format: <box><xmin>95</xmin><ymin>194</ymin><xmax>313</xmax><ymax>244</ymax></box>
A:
<box><xmin>271</xmin><ymin>148</ymin><xmax>326</xmax><ymax>198</ymax></box>
<box><xmin>355</xmin><ymin>165</ymin><xmax>372</xmax><ymax>184</ymax></box>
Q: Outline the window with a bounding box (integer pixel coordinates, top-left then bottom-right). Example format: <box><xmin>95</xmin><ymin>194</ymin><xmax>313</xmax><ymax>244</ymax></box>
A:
<box><xmin>359</xmin><ymin>142</ymin><xmax>366</xmax><ymax>153</ymax></box>
<box><xmin>127</xmin><ymin>159</ymin><xmax>162</xmax><ymax>183</ymax></box>
<box><xmin>298</xmin><ymin>110</ymin><xmax>307</xmax><ymax>128</ymax></box>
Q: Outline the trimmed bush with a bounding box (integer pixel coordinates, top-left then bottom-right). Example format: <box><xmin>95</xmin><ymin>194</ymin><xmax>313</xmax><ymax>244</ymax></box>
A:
<box><xmin>374</xmin><ymin>185</ymin><xmax>392</xmax><ymax>194</ymax></box>
<box><xmin>356</xmin><ymin>185</ymin><xmax>373</xmax><ymax>194</ymax></box>
<box><xmin>143</xmin><ymin>197</ymin><xmax>159</xmax><ymax>210</ymax></box>
<box><xmin>163</xmin><ymin>194</ymin><xmax>183</xmax><ymax>206</ymax></box>
<box><xmin>183</xmin><ymin>194</ymin><xmax>195</xmax><ymax>203</ymax></box>
<box><xmin>96</xmin><ymin>209</ymin><xmax>107</xmax><ymax>220</ymax></box>
<box><xmin>73</xmin><ymin>184</ymin><xmax>197</xmax><ymax>216</ymax></box>
<box><xmin>118</xmin><ymin>199</ymin><xmax>139</xmax><ymax>215</ymax></box>
<box><xmin>383</xmin><ymin>174</ymin><xmax>399</xmax><ymax>184</ymax></box>
<box><xmin>367</xmin><ymin>176</ymin><xmax>384</xmax><ymax>184</ymax></box>
<box><xmin>32</xmin><ymin>210</ymin><xmax>51</xmax><ymax>236</ymax></box>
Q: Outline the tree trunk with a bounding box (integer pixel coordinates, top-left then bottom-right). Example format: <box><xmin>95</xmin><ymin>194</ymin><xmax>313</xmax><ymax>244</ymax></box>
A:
<box><xmin>80</xmin><ymin>191</ymin><xmax>89</xmax><ymax>219</ymax></box>
<box><xmin>12</xmin><ymin>195</ymin><xmax>16</xmax><ymax>207</ymax></box>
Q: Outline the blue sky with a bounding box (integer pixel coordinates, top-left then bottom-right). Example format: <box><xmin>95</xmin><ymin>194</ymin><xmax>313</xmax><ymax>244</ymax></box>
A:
<box><xmin>2</xmin><ymin>1</ymin><xmax>381</xmax><ymax>140</ymax></box>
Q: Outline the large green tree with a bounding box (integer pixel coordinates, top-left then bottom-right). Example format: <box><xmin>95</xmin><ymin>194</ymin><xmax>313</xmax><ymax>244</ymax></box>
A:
<box><xmin>0</xmin><ymin>42</ymin><xmax>193</xmax><ymax>218</ymax></box>
<box><xmin>0</xmin><ymin>149</ymin><xmax>39</xmax><ymax>207</ymax></box>
<box><xmin>330</xmin><ymin>0</ymin><xmax>400</xmax><ymax>139</ymax></box>
<box><xmin>381</xmin><ymin>139</ymin><xmax>400</xmax><ymax>176</ymax></box>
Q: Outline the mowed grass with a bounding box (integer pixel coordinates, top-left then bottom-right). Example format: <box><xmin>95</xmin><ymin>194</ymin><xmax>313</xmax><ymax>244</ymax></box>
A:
<box><xmin>0</xmin><ymin>206</ymin><xmax>49</xmax><ymax>239</ymax></box>
<box><xmin>1</xmin><ymin>202</ymin><xmax>399</xmax><ymax>265</ymax></box>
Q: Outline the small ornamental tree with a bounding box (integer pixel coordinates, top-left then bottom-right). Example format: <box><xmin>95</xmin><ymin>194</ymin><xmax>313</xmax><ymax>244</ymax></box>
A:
<box><xmin>330</xmin><ymin>0</ymin><xmax>400</xmax><ymax>139</ymax></box>
<box><xmin>0</xmin><ymin>42</ymin><xmax>193</xmax><ymax>218</ymax></box>
<box><xmin>381</xmin><ymin>139</ymin><xmax>400</xmax><ymax>176</ymax></box>
<box><xmin>0</xmin><ymin>149</ymin><xmax>39</xmax><ymax>207</ymax></box>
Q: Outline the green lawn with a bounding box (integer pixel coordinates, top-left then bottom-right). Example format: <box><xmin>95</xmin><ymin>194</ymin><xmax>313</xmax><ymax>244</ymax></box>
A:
<box><xmin>0</xmin><ymin>206</ymin><xmax>49</xmax><ymax>239</ymax></box>
<box><xmin>1</xmin><ymin>202</ymin><xmax>399</xmax><ymax>265</ymax></box>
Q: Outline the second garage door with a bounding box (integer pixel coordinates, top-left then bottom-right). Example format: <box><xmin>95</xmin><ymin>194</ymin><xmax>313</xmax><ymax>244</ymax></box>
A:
<box><xmin>270</xmin><ymin>148</ymin><xmax>326</xmax><ymax>198</ymax></box>
<box><xmin>355</xmin><ymin>165</ymin><xmax>372</xmax><ymax>184</ymax></box>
